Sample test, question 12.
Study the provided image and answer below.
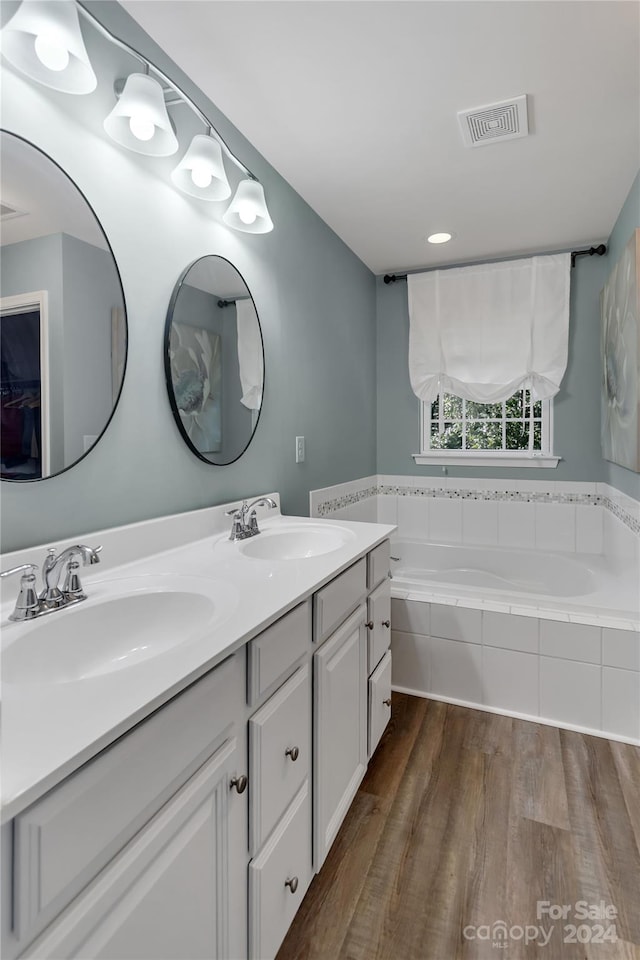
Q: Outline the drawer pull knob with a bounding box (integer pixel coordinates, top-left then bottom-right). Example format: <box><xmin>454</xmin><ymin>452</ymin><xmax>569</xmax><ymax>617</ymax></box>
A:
<box><xmin>229</xmin><ymin>774</ymin><xmax>248</xmax><ymax>794</ymax></box>
<box><xmin>382</xmin><ymin>620</ymin><xmax>391</xmax><ymax>628</ymax></box>
<box><xmin>285</xmin><ymin>746</ymin><xmax>300</xmax><ymax>762</ymax></box>
<box><xmin>285</xmin><ymin>876</ymin><xmax>299</xmax><ymax>894</ymax></box>
<box><xmin>383</xmin><ymin>698</ymin><xmax>392</xmax><ymax>707</ymax></box>
<box><xmin>365</xmin><ymin>620</ymin><xmax>374</xmax><ymax>630</ymax></box>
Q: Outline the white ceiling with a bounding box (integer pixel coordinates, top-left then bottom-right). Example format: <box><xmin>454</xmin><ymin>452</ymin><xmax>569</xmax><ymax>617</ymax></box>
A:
<box><xmin>123</xmin><ymin>1</ymin><xmax>640</xmax><ymax>274</ymax></box>
<box><xmin>1</xmin><ymin>132</ymin><xmax>107</xmax><ymax>250</ymax></box>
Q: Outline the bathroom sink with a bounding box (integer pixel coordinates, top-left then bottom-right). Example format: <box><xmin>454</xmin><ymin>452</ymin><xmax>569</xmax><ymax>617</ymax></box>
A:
<box><xmin>239</xmin><ymin>523</ymin><xmax>356</xmax><ymax>561</ymax></box>
<box><xmin>2</xmin><ymin>575</ymin><xmax>235</xmax><ymax>685</ymax></box>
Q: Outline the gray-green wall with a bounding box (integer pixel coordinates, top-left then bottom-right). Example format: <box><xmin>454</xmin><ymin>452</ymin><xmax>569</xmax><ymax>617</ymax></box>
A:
<box><xmin>2</xmin><ymin>0</ymin><xmax>637</xmax><ymax>554</ymax></box>
<box><xmin>1</xmin><ymin>1</ymin><xmax>377</xmax><ymax>552</ymax></box>
<box><xmin>376</xmin><ymin>171</ymin><xmax>640</xmax><ymax>501</ymax></box>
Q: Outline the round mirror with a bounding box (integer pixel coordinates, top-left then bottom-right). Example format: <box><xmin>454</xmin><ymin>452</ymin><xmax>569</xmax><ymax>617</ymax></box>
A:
<box><xmin>165</xmin><ymin>256</ymin><xmax>264</xmax><ymax>465</ymax></box>
<box><xmin>0</xmin><ymin>130</ymin><xmax>127</xmax><ymax>481</ymax></box>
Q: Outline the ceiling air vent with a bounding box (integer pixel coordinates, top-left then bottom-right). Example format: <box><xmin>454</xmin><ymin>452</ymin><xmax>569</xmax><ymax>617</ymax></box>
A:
<box><xmin>0</xmin><ymin>202</ymin><xmax>27</xmax><ymax>221</ymax></box>
<box><xmin>458</xmin><ymin>95</ymin><xmax>529</xmax><ymax>148</ymax></box>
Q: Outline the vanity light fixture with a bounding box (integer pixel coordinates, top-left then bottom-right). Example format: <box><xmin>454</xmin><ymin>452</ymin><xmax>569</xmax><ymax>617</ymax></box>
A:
<box><xmin>223</xmin><ymin>179</ymin><xmax>274</xmax><ymax>234</ymax></box>
<box><xmin>427</xmin><ymin>232</ymin><xmax>453</xmax><ymax>244</ymax></box>
<box><xmin>103</xmin><ymin>72</ymin><xmax>179</xmax><ymax>156</ymax></box>
<box><xmin>3</xmin><ymin>0</ymin><xmax>275</xmax><ymax>232</ymax></box>
<box><xmin>171</xmin><ymin>133</ymin><xmax>231</xmax><ymax>201</ymax></box>
<box><xmin>0</xmin><ymin>0</ymin><xmax>97</xmax><ymax>94</ymax></box>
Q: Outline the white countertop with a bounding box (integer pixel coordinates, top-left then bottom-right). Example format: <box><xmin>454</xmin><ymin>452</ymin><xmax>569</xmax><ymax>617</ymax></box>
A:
<box><xmin>1</xmin><ymin>508</ymin><xmax>394</xmax><ymax>822</ymax></box>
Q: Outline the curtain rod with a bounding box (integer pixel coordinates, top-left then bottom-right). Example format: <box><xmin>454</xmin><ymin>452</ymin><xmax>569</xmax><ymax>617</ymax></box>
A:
<box><xmin>382</xmin><ymin>244</ymin><xmax>607</xmax><ymax>284</ymax></box>
<box><xmin>217</xmin><ymin>296</ymin><xmax>251</xmax><ymax>307</ymax></box>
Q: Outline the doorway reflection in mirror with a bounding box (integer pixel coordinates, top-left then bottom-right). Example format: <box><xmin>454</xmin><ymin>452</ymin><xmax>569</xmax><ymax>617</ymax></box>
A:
<box><xmin>0</xmin><ymin>131</ymin><xmax>127</xmax><ymax>482</ymax></box>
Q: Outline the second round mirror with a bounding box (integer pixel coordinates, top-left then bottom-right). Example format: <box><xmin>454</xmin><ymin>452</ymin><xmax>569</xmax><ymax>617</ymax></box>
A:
<box><xmin>165</xmin><ymin>256</ymin><xmax>264</xmax><ymax>465</ymax></box>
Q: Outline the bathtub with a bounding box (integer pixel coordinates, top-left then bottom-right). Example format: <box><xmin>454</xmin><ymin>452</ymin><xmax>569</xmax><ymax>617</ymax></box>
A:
<box><xmin>390</xmin><ymin>538</ymin><xmax>638</xmax><ymax>618</ymax></box>
<box><xmin>389</xmin><ymin>538</ymin><xmax>640</xmax><ymax>744</ymax></box>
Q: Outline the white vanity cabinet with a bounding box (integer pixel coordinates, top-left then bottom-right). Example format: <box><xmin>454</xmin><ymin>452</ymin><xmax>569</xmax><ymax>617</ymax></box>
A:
<box><xmin>5</xmin><ymin>652</ymin><xmax>249</xmax><ymax>960</ymax></box>
<box><xmin>2</xmin><ymin>535</ymin><xmax>393</xmax><ymax>960</ymax></box>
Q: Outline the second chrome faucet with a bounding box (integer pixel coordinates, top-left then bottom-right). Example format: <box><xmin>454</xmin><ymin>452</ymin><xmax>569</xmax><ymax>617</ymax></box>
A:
<box><xmin>226</xmin><ymin>497</ymin><xmax>277</xmax><ymax>542</ymax></box>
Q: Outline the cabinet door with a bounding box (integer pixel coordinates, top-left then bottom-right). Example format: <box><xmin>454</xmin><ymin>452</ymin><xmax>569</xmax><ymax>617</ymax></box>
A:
<box><xmin>249</xmin><ymin>664</ymin><xmax>311</xmax><ymax>856</ymax></box>
<box><xmin>14</xmin><ymin>652</ymin><xmax>244</xmax><ymax>945</ymax></box>
<box><xmin>366</xmin><ymin>578</ymin><xmax>391</xmax><ymax>675</ymax></box>
<box><xmin>368</xmin><ymin>650</ymin><xmax>392</xmax><ymax>758</ymax></box>
<box><xmin>313</xmin><ymin>604</ymin><xmax>367</xmax><ymax>870</ymax></box>
<box><xmin>23</xmin><ymin>737</ymin><xmax>248</xmax><ymax>960</ymax></box>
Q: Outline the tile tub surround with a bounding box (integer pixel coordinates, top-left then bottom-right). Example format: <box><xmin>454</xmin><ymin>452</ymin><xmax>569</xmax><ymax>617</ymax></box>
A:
<box><xmin>311</xmin><ymin>475</ymin><xmax>639</xmax><ymax>739</ymax></box>
<box><xmin>309</xmin><ymin>475</ymin><xmax>378</xmax><ymax>523</ymax></box>
<box><xmin>310</xmin><ymin>476</ymin><xmax>640</xmax><ymax>545</ymax></box>
<box><xmin>391</xmin><ymin>600</ymin><xmax>640</xmax><ymax>744</ymax></box>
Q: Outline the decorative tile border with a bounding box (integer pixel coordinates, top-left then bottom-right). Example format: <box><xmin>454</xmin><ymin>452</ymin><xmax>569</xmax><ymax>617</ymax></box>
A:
<box><xmin>378</xmin><ymin>484</ymin><xmax>601</xmax><ymax>504</ymax></box>
<box><xmin>316</xmin><ymin>485</ymin><xmax>377</xmax><ymax>517</ymax></box>
<box><xmin>315</xmin><ymin>482</ymin><xmax>640</xmax><ymax>536</ymax></box>
<box><xmin>606</xmin><ymin>496</ymin><xmax>640</xmax><ymax>536</ymax></box>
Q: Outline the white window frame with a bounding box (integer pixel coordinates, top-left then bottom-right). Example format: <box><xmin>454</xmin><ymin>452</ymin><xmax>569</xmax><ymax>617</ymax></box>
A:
<box><xmin>413</xmin><ymin>391</ymin><xmax>560</xmax><ymax>468</ymax></box>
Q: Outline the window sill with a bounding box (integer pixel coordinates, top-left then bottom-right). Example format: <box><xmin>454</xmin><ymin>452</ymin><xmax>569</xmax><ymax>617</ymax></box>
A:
<box><xmin>412</xmin><ymin>453</ymin><xmax>561</xmax><ymax>468</ymax></box>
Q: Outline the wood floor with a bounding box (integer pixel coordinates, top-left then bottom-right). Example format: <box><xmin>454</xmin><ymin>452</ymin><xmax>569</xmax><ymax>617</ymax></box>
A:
<box><xmin>276</xmin><ymin>694</ymin><xmax>640</xmax><ymax>960</ymax></box>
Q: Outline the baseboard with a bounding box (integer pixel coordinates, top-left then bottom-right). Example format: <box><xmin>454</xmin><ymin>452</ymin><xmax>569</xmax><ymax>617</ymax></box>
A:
<box><xmin>391</xmin><ymin>685</ymin><xmax>640</xmax><ymax>747</ymax></box>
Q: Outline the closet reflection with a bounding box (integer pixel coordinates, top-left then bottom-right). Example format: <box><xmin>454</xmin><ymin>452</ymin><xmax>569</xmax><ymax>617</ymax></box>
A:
<box><xmin>0</xmin><ymin>131</ymin><xmax>127</xmax><ymax>481</ymax></box>
<box><xmin>165</xmin><ymin>256</ymin><xmax>264</xmax><ymax>465</ymax></box>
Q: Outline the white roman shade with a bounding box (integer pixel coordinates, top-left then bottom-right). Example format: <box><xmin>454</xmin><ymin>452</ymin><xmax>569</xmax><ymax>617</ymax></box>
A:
<box><xmin>408</xmin><ymin>253</ymin><xmax>571</xmax><ymax>404</ymax></box>
<box><xmin>236</xmin><ymin>299</ymin><xmax>263</xmax><ymax>410</ymax></box>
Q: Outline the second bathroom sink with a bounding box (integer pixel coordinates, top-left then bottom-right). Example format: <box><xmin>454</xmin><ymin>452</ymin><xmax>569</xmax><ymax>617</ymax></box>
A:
<box><xmin>238</xmin><ymin>523</ymin><xmax>356</xmax><ymax>561</ymax></box>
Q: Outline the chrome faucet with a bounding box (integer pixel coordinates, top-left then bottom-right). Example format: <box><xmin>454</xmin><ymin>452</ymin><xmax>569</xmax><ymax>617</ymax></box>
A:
<box><xmin>0</xmin><ymin>564</ymin><xmax>40</xmax><ymax>621</ymax></box>
<box><xmin>226</xmin><ymin>497</ymin><xmax>277</xmax><ymax>541</ymax></box>
<box><xmin>1</xmin><ymin>544</ymin><xmax>102</xmax><ymax>621</ymax></box>
<box><xmin>41</xmin><ymin>544</ymin><xmax>102</xmax><ymax>609</ymax></box>
<box><xmin>246</xmin><ymin>497</ymin><xmax>277</xmax><ymax>535</ymax></box>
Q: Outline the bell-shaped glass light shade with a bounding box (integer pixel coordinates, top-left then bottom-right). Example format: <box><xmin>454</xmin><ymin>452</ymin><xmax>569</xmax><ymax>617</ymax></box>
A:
<box><xmin>223</xmin><ymin>179</ymin><xmax>274</xmax><ymax>234</ymax></box>
<box><xmin>1</xmin><ymin>0</ymin><xmax>97</xmax><ymax>94</ymax></box>
<box><xmin>103</xmin><ymin>73</ymin><xmax>178</xmax><ymax>157</ymax></box>
<box><xmin>171</xmin><ymin>135</ymin><xmax>231</xmax><ymax>201</ymax></box>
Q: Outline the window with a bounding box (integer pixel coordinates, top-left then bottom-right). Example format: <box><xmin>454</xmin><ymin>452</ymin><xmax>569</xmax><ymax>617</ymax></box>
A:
<box><xmin>414</xmin><ymin>389</ymin><xmax>559</xmax><ymax>467</ymax></box>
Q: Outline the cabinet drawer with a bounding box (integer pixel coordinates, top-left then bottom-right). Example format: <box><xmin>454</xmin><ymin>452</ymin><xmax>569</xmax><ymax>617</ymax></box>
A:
<box><xmin>13</xmin><ymin>652</ymin><xmax>245</xmax><ymax>944</ymax></box>
<box><xmin>367</xmin><ymin>539</ymin><xmax>390</xmax><ymax>590</ymax></box>
<box><xmin>248</xmin><ymin>781</ymin><xmax>312</xmax><ymax>960</ymax></box>
<box><xmin>367</xmin><ymin>578</ymin><xmax>391</xmax><ymax>675</ymax></box>
<box><xmin>249</xmin><ymin>664</ymin><xmax>311</xmax><ymax>855</ymax></box>
<box><xmin>247</xmin><ymin>600</ymin><xmax>311</xmax><ymax>706</ymax></box>
<box><xmin>313</xmin><ymin>558</ymin><xmax>367</xmax><ymax>644</ymax></box>
<box><xmin>368</xmin><ymin>650</ymin><xmax>392</xmax><ymax>758</ymax></box>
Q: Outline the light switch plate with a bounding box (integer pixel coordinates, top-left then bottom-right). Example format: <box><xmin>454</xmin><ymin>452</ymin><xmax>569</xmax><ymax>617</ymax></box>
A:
<box><xmin>296</xmin><ymin>436</ymin><xmax>305</xmax><ymax>463</ymax></box>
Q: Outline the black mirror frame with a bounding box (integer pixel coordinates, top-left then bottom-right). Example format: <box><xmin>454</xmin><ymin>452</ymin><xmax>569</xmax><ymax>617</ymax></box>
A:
<box><xmin>163</xmin><ymin>255</ymin><xmax>265</xmax><ymax>466</ymax></box>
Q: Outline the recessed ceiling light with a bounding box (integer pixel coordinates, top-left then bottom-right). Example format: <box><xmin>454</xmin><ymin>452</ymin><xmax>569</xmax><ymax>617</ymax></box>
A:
<box><xmin>427</xmin><ymin>232</ymin><xmax>453</xmax><ymax>244</ymax></box>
